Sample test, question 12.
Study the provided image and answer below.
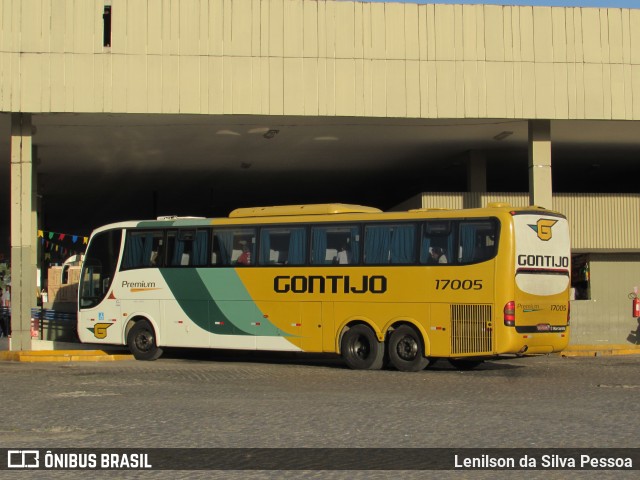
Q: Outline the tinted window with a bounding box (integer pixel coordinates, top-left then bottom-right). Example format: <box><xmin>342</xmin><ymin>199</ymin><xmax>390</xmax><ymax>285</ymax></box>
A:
<box><xmin>121</xmin><ymin>230</ymin><xmax>164</xmax><ymax>269</ymax></box>
<box><xmin>212</xmin><ymin>228</ymin><xmax>257</xmax><ymax>266</ymax></box>
<box><xmin>310</xmin><ymin>225</ymin><xmax>361</xmax><ymax>265</ymax></box>
<box><xmin>457</xmin><ymin>220</ymin><xmax>498</xmax><ymax>264</ymax></box>
<box><xmin>259</xmin><ymin>227</ymin><xmax>307</xmax><ymax>265</ymax></box>
<box><xmin>166</xmin><ymin>229</ymin><xmax>209</xmax><ymax>267</ymax></box>
<box><xmin>420</xmin><ymin>221</ymin><xmax>453</xmax><ymax>265</ymax></box>
<box><xmin>364</xmin><ymin>223</ymin><xmax>416</xmax><ymax>264</ymax></box>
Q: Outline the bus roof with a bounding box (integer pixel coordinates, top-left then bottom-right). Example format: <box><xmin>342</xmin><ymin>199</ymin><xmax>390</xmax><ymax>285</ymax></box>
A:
<box><xmin>87</xmin><ymin>202</ymin><xmax>565</xmax><ymax>237</ymax></box>
<box><xmin>229</xmin><ymin>203</ymin><xmax>382</xmax><ymax>218</ymax></box>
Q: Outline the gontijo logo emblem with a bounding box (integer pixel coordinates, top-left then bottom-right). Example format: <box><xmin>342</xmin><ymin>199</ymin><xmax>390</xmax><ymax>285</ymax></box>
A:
<box><xmin>88</xmin><ymin>322</ymin><xmax>113</xmax><ymax>339</ymax></box>
<box><xmin>528</xmin><ymin>219</ymin><xmax>557</xmax><ymax>241</ymax></box>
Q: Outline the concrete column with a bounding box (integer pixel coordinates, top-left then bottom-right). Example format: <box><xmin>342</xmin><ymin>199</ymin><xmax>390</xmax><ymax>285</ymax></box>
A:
<box><xmin>467</xmin><ymin>150</ymin><xmax>487</xmax><ymax>193</ymax></box>
<box><xmin>10</xmin><ymin>113</ymin><xmax>34</xmax><ymax>351</ymax></box>
<box><xmin>465</xmin><ymin>150</ymin><xmax>487</xmax><ymax>209</ymax></box>
<box><xmin>528</xmin><ymin>120</ymin><xmax>553</xmax><ymax>209</ymax></box>
<box><xmin>32</xmin><ymin>149</ymin><xmax>41</xmax><ymax>301</ymax></box>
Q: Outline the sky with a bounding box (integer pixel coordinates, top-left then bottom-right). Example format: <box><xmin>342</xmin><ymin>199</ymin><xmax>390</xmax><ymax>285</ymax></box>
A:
<box><xmin>365</xmin><ymin>1</ymin><xmax>639</xmax><ymax>8</ymax></box>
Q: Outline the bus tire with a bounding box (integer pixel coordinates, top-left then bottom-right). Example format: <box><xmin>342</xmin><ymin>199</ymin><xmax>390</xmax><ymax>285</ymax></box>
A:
<box><xmin>127</xmin><ymin>320</ymin><xmax>163</xmax><ymax>361</ymax></box>
<box><xmin>341</xmin><ymin>325</ymin><xmax>384</xmax><ymax>370</ymax></box>
<box><xmin>448</xmin><ymin>358</ymin><xmax>483</xmax><ymax>370</ymax></box>
<box><xmin>388</xmin><ymin>325</ymin><xmax>430</xmax><ymax>372</ymax></box>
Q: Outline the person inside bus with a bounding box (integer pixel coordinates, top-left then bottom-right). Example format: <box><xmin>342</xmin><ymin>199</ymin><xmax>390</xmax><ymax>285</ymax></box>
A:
<box><xmin>336</xmin><ymin>244</ymin><xmax>352</xmax><ymax>264</ymax></box>
<box><xmin>237</xmin><ymin>241</ymin><xmax>251</xmax><ymax>265</ymax></box>
<box><xmin>430</xmin><ymin>247</ymin><xmax>448</xmax><ymax>264</ymax></box>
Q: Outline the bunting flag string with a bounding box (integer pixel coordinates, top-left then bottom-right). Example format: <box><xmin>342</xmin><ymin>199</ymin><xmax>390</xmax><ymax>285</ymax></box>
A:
<box><xmin>38</xmin><ymin>230</ymin><xmax>89</xmax><ymax>259</ymax></box>
<box><xmin>38</xmin><ymin>230</ymin><xmax>89</xmax><ymax>245</ymax></box>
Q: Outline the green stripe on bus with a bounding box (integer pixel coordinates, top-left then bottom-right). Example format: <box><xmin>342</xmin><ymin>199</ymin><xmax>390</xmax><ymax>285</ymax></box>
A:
<box><xmin>159</xmin><ymin>269</ymin><xmax>291</xmax><ymax>338</ymax></box>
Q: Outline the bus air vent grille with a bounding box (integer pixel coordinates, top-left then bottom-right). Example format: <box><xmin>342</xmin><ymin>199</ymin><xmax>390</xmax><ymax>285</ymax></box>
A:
<box><xmin>450</xmin><ymin>304</ymin><xmax>493</xmax><ymax>355</ymax></box>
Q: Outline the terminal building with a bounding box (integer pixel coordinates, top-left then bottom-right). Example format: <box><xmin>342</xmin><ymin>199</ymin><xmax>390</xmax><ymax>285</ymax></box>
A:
<box><xmin>1</xmin><ymin>0</ymin><xmax>639</xmax><ymax>351</ymax></box>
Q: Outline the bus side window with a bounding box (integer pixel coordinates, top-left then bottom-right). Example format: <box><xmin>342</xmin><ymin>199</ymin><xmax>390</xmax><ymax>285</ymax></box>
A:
<box><xmin>259</xmin><ymin>227</ymin><xmax>307</xmax><ymax>265</ymax></box>
<box><xmin>458</xmin><ymin>220</ymin><xmax>498</xmax><ymax>264</ymax></box>
<box><xmin>211</xmin><ymin>234</ymin><xmax>221</xmax><ymax>265</ymax></box>
<box><xmin>167</xmin><ymin>230</ymin><xmax>192</xmax><ymax>266</ymax></box>
<box><xmin>212</xmin><ymin>230</ymin><xmax>234</xmax><ymax>266</ymax></box>
<box><xmin>192</xmin><ymin>230</ymin><xmax>209</xmax><ymax>266</ymax></box>
<box><xmin>211</xmin><ymin>228</ymin><xmax>256</xmax><ymax>266</ymax></box>
<box><xmin>420</xmin><ymin>221</ymin><xmax>453</xmax><ymax>265</ymax></box>
<box><xmin>164</xmin><ymin>229</ymin><xmax>209</xmax><ymax>267</ymax></box>
<box><xmin>121</xmin><ymin>230</ymin><xmax>164</xmax><ymax>269</ymax></box>
<box><xmin>311</xmin><ymin>225</ymin><xmax>360</xmax><ymax>265</ymax></box>
<box><xmin>149</xmin><ymin>233</ymin><xmax>164</xmax><ymax>267</ymax></box>
<box><xmin>364</xmin><ymin>223</ymin><xmax>416</xmax><ymax>264</ymax></box>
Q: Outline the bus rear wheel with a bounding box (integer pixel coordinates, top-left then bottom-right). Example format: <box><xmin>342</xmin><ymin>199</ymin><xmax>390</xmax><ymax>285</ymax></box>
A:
<box><xmin>127</xmin><ymin>320</ymin><xmax>163</xmax><ymax>361</ymax></box>
<box><xmin>341</xmin><ymin>325</ymin><xmax>384</xmax><ymax>370</ymax></box>
<box><xmin>388</xmin><ymin>325</ymin><xmax>429</xmax><ymax>372</ymax></box>
<box><xmin>448</xmin><ymin>358</ymin><xmax>483</xmax><ymax>370</ymax></box>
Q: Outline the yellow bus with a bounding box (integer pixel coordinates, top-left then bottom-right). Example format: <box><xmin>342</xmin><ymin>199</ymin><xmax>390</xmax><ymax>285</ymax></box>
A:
<box><xmin>77</xmin><ymin>203</ymin><xmax>571</xmax><ymax>371</ymax></box>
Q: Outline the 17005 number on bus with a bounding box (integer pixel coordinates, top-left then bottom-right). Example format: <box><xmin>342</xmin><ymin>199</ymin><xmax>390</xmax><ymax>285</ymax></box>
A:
<box><xmin>435</xmin><ymin>279</ymin><xmax>483</xmax><ymax>290</ymax></box>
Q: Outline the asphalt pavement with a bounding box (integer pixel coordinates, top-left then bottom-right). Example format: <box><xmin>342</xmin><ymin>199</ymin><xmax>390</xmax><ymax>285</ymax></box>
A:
<box><xmin>0</xmin><ymin>351</ymin><xmax>639</xmax><ymax>479</ymax></box>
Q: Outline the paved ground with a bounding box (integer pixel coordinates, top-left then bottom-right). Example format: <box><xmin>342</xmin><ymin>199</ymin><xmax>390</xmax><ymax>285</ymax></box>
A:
<box><xmin>1</xmin><ymin>351</ymin><xmax>639</xmax><ymax>479</ymax></box>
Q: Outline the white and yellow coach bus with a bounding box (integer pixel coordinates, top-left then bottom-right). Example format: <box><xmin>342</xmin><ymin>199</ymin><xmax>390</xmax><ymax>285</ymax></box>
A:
<box><xmin>77</xmin><ymin>203</ymin><xmax>570</xmax><ymax>371</ymax></box>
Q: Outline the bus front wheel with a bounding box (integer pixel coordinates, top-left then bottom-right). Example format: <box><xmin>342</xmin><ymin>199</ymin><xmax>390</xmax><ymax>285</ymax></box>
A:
<box><xmin>127</xmin><ymin>320</ymin><xmax>163</xmax><ymax>361</ymax></box>
<box><xmin>388</xmin><ymin>325</ymin><xmax>429</xmax><ymax>372</ymax></box>
<box><xmin>340</xmin><ymin>325</ymin><xmax>384</xmax><ymax>370</ymax></box>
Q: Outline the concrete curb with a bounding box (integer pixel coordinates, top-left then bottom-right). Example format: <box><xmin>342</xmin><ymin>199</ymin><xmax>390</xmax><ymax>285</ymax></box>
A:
<box><xmin>0</xmin><ymin>350</ymin><xmax>133</xmax><ymax>362</ymax></box>
<box><xmin>559</xmin><ymin>344</ymin><xmax>640</xmax><ymax>357</ymax></box>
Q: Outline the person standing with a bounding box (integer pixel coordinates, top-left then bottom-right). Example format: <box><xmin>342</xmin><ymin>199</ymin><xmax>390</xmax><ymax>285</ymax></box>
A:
<box><xmin>0</xmin><ymin>287</ymin><xmax>6</xmax><ymax>337</ymax></box>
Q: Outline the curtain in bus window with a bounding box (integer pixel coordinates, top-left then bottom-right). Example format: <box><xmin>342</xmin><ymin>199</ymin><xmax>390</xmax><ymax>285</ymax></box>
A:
<box><xmin>312</xmin><ymin>228</ymin><xmax>327</xmax><ymax>264</ymax></box>
<box><xmin>459</xmin><ymin>223</ymin><xmax>477</xmax><ymax>263</ymax></box>
<box><xmin>193</xmin><ymin>230</ymin><xmax>208</xmax><ymax>266</ymax></box>
<box><xmin>446</xmin><ymin>236</ymin><xmax>454</xmax><ymax>264</ymax></box>
<box><xmin>288</xmin><ymin>228</ymin><xmax>306</xmax><ymax>265</ymax></box>
<box><xmin>364</xmin><ymin>226</ymin><xmax>391</xmax><ymax>264</ymax></box>
<box><xmin>122</xmin><ymin>232</ymin><xmax>157</xmax><ymax>269</ymax></box>
<box><xmin>390</xmin><ymin>225</ymin><xmax>416</xmax><ymax>264</ymax></box>
<box><xmin>259</xmin><ymin>230</ymin><xmax>271</xmax><ymax>265</ymax></box>
<box><xmin>171</xmin><ymin>236</ymin><xmax>184</xmax><ymax>266</ymax></box>
<box><xmin>215</xmin><ymin>231</ymin><xmax>234</xmax><ymax>265</ymax></box>
<box><xmin>350</xmin><ymin>227</ymin><xmax>360</xmax><ymax>263</ymax></box>
<box><xmin>122</xmin><ymin>234</ymin><xmax>144</xmax><ymax>269</ymax></box>
<box><xmin>142</xmin><ymin>234</ymin><xmax>154</xmax><ymax>266</ymax></box>
<box><xmin>420</xmin><ymin>236</ymin><xmax>431</xmax><ymax>264</ymax></box>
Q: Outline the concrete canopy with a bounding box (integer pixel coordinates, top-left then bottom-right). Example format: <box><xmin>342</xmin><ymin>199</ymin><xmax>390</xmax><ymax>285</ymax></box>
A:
<box><xmin>2</xmin><ymin>0</ymin><xmax>640</xmax><ymax>239</ymax></box>
<box><xmin>1</xmin><ymin>113</ymin><xmax>640</xmax><ymax>237</ymax></box>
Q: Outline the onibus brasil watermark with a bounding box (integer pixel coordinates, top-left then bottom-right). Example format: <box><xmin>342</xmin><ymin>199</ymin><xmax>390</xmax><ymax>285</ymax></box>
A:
<box><xmin>3</xmin><ymin>448</ymin><xmax>637</xmax><ymax>471</ymax></box>
<box><xmin>7</xmin><ymin>450</ymin><xmax>151</xmax><ymax>470</ymax></box>
<box><xmin>454</xmin><ymin>453</ymin><xmax>633</xmax><ymax>469</ymax></box>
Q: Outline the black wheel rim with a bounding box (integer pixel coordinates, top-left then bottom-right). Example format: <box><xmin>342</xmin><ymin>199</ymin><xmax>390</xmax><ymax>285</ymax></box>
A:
<box><xmin>349</xmin><ymin>334</ymin><xmax>370</xmax><ymax>360</ymax></box>
<box><xmin>396</xmin><ymin>335</ymin><xmax>419</xmax><ymax>361</ymax></box>
<box><xmin>135</xmin><ymin>329</ymin><xmax>154</xmax><ymax>353</ymax></box>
